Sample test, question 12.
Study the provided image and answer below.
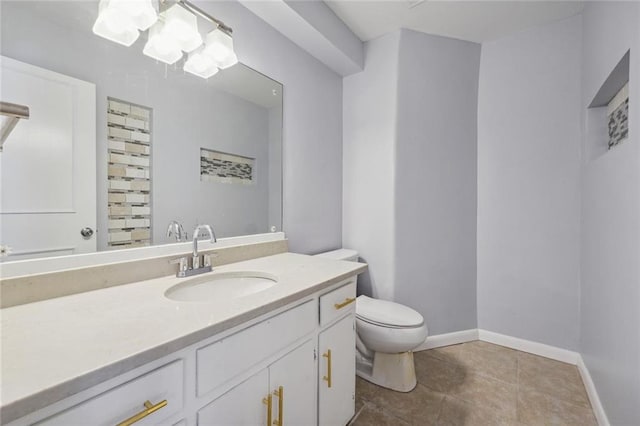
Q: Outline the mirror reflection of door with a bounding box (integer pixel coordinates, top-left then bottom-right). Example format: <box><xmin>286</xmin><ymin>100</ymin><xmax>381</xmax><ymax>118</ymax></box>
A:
<box><xmin>0</xmin><ymin>56</ymin><xmax>96</xmax><ymax>261</ymax></box>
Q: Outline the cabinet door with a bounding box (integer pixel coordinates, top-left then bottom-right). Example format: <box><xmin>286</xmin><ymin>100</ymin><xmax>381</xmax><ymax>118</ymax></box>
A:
<box><xmin>198</xmin><ymin>369</ymin><xmax>269</xmax><ymax>426</ymax></box>
<box><xmin>268</xmin><ymin>339</ymin><xmax>316</xmax><ymax>426</ymax></box>
<box><xmin>318</xmin><ymin>315</ymin><xmax>356</xmax><ymax>426</ymax></box>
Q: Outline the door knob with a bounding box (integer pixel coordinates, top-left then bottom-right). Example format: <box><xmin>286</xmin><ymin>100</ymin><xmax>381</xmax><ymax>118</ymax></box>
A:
<box><xmin>80</xmin><ymin>227</ymin><xmax>94</xmax><ymax>238</ymax></box>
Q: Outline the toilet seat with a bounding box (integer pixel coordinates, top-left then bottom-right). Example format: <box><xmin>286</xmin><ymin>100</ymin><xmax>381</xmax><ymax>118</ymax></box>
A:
<box><xmin>356</xmin><ymin>316</ymin><xmax>423</xmax><ymax>329</ymax></box>
<box><xmin>356</xmin><ymin>295</ymin><xmax>424</xmax><ymax>328</ymax></box>
<box><xmin>355</xmin><ymin>295</ymin><xmax>428</xmax><ymax>354</ymax></box>
<box><xmin>356</xmin><ymin>317</ymin><xmax>428</xmax><ymax>353</ymax></box>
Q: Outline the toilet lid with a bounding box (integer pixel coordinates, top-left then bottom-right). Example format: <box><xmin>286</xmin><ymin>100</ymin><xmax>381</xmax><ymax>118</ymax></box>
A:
<box><xmin>356</xmin><ymin>295</ymin><xmax>424</xmax><ymax>328</ymax></box>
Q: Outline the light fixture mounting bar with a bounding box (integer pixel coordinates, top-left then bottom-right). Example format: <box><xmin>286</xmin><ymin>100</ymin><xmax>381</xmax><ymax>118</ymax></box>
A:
<box><xmin>173</xmin><ymin>0</ymin><xmax>233</xmax><ymax>35</ymax></box>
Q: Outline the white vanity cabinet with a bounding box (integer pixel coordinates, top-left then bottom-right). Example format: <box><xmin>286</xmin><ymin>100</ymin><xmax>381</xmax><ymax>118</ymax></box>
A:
<box><xmin>318</xmin><ymin>282</ymin><xmax>357</xmax><ymax>426</ymax></box>
<box><xmin>266</xmin><ymin>339</ymin><xmax>316</xmax><ymax>425</ymax></box>
<box><xmin>196</xmin><ymin>300</ymin><xmax>317</xmax><ymax>426</ymax></box>
<box><xmin>7</xmin><ymin>277</ymin><xmax>359</xmax><ymax>426</ymax></box>
<box><xmin>198</xmin><ymin>339</ymin><xmax>315</xmax><ymax>426</ymax></box>
<box><xmin>318</xmin><ymin>317</ymin><xmax>356</xmax><ymax>426</ymax></box>
<box><xmin>35</xmin><ymin>360</ymin><xmax>184</xmax><ymax>426</ymax></box>
<box><xmin>197</xmin><ymin>369</ymin><xmax>268</xmax><ymax>425</ymax></box>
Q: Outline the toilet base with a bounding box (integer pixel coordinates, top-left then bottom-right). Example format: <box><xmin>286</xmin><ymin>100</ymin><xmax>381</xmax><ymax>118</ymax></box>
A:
<box><xmin>356</xmin><ymin>351</ymin><xmax>417</xmax><ymax>392</ymax></box>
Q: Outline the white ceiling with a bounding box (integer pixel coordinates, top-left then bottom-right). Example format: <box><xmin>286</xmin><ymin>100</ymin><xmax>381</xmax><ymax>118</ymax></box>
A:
<box><xmin>325</xmin><ymin>1</ymin><xmax>585</xmax><ymax>43</ymax></box>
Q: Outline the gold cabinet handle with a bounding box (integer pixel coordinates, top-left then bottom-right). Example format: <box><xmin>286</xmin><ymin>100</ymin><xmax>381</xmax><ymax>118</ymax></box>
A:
<box><xmin>323</xmin><ymin>349</ymin><xmax>332</xmax><ymax>388</ymax></box>
<box><xmin>334</xmin><ymin>297</ymin><xmax>356</xmax><ymax>310</ymax></box>
<box><xmin>262</xmin><ymin>394</ymin><xmax>273</xmax><ymax>426</ymax></box>
<box><xmin>272</xmin><ymin>386</ymin><xmax>284</xmax><ymax>426</ymax></box>
<box><xmin>116</xmin><ymin>400</ymin><xmax>167</xmax><ymax>426</ymax></box>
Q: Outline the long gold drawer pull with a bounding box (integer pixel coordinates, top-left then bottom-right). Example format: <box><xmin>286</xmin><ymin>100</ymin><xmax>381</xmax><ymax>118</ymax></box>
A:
<box><xmin>323</xmin><ymin>349</ymin><xmax>332</xmax><ymax>388</ymax></box>
<box><xmin>272</xmin><ymin>386</ymin><xmax>284</xmax><ymax>426</ymax></box>
<box><xmin>263</xmin><ymin>394</ymin><xmax>273</xmax><ymax>426</ymax></box>
<box><xmin>334</xmin><ymin>297</ymin><xmax>356</xmax><ymax>310</ymax></box>
<box><xmin>116</xmin><ymin>399</ymin><xmax>167</xmax><ymax>426</ymax></box>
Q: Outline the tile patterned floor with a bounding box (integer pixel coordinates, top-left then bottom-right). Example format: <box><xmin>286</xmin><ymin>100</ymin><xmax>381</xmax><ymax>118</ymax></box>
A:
<box><xmin>350</xmin><ymin>341</ymin><xmax>597</xmax><ymax>426</ymax></box>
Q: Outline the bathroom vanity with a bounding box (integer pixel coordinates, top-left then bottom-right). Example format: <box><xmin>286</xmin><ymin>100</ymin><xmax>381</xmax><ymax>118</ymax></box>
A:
<box><xmin>0</xmin><ymin>253</ymin><xmax>366</xmax><ymax>426</ymax></box>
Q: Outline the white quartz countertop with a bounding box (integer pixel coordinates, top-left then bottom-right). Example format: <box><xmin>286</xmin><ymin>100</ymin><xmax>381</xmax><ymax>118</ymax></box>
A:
<box><xmin>0</xmin><ymin>253</ymin><xmax>366</xmax><ymax>423</ymax></box>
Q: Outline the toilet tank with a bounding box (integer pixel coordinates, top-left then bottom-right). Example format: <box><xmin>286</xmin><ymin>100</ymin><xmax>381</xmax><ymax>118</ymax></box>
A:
<box><xmin>314</xmin><ymin>248</ymin><xmax>359</xmax><ymax>262</ymax></box>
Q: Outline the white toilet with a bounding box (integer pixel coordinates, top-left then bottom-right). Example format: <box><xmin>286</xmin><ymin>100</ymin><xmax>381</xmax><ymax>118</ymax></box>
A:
<box><xmin>315</xmin><ymin>249</ymin><xmax>428</xmax><ymax>392</ymax></box>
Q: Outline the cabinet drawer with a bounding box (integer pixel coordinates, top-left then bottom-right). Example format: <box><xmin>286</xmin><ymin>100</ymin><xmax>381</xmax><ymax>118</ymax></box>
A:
<box><xmin>38</xmin><ymin>360</ymin><xmax>184</xmax><ymax>426</ymax></box>
<box><xmin>320</xmin><ymin>279</ymin><xmax>357</xmax><ymax>326</ymax></box>
<box><xmin>197</xmin><ymin>300</ymin><xmax>315</xmax><ymax>397</ymax></box>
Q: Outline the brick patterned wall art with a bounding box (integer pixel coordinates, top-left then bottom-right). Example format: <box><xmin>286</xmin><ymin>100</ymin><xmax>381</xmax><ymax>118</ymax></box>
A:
<box><xmin>200</xmin><ymin>148</ymin><xmax>255</xmax><ymax>184</ymax></box>
<box><xmin>107</xmin><ymin>99</ymin><xmax>152</xmax><ymax>248</ymax></box>
<box><xmin>607</xmin><ymin>82</ymin><xmax>629</xmax><ymax>149</ymax></box>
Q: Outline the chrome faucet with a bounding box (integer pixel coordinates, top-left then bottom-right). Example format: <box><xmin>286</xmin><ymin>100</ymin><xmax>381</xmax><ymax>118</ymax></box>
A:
<box><xmin>166</xmin><ymin>220</ymin><xmax>187</xmax><ymax>242</ymax></box>
<box><xmin>192</xmin><ymin>224</ymin><xmax>216</xmax><ymax>267</ymax></box>
<box><xmin>171</xmin><ymin>224</ymin><xmax>217</xmax><ymax>278</ymax></box>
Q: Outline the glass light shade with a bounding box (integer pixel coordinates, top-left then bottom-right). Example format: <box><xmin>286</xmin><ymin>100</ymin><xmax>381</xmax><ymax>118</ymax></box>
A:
<box><xmin>160</xmin><ymin>4</ymin><xmax>202</xmax><ymax>52</ymax></box>
<box><xmin>203</xmin><ymin>28</ymin><xmax>238</xmax><ymax>69</ymax></box>
<box><xmin>184</xmin><ymin>48</ymin><xmax>219</xmax><ymax>79</ymax></box>
<box><xmin>216</xmin><ymin>51</ymin><xmax>238</xmax><ymax>69</ymax></box>
<box><xmin>110</xmin><ymin>0</ymin><xmax>158</xmax><ymax>31</ymax></box>
<box><xmin>143</xmin><ymin>21</ymin><xmax>183</xmax><ymax>64</ymax></box>
<box><xmin>92</xmin><ymin>0</ymin><xmax>140</xmax><ymax>47</ymax></box>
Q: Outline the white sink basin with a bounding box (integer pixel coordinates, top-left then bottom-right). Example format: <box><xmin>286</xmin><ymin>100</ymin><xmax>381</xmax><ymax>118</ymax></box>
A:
<box><xmin>165</xmin><ymin>271</ymin><xmax>278</xmax><ymax>302</ymax></box>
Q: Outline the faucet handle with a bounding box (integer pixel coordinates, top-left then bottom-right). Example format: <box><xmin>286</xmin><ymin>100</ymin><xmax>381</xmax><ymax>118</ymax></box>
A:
<box><xmin>202</xmin><ymin>252</ymin><xmax>218</xmax><ymax>268</ymax></box>
<box><xmin>169</xmin><ymin>257</ymin><xmax>188</xmax><ymax>273</ymax></box>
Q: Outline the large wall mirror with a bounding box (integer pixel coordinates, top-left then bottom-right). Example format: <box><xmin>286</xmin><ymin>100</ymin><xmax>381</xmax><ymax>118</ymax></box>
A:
<box><xmin>0</xmin><ymin>1</ymin><xmax>283</xmax><ymax>262</ymax></box>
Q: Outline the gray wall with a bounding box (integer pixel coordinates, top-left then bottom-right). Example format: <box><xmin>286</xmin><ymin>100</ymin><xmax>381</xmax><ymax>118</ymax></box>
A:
<box><xmin>394</xmin><ymin>29</ymin><xmax>480</xmax><ymax>334</ymax></box>
<box><xmin>477</xmin><ymin>16</ymin><xmax>582</xmax><ymax>350</ymax></box>
<box><xmin>343</xmin><ymin>32</ymin><xmax>400</xmax><ymax>301</ymax></box>
<box><xmin>200</xmin><ymin>1</ymin><xmax>343</xmax><ymax>253</ymax></box>
<box><xmin>580</xmin><ymin>2</ymin><xmax>640</xmax><ymax>424</ymax></box>
<box><xmin>343</xmin><ymin>30</ymin><xmax>480</xmax><ymax>334</ymax></box>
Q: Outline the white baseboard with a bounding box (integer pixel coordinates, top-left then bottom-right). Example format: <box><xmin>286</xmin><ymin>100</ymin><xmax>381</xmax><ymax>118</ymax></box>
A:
<box><xmin>414</xmin><ymin>329</ymin><xmax>479</xmax><ymax>351</ymax></box>
<box><xmin>577</xmin><ymin>355</ymin><xmax>610</xmax><ymax>426</ymax></box>
<box><xmin>477</xmin><ymin>329</ymin><xmax>579</xmax><ymax>365</ymax></box>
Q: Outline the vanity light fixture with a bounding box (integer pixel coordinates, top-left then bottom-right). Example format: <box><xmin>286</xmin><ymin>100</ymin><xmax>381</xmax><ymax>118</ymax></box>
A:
<box><xmin>143</xmin><ymin>20</ymin><xmax>183</xmax><ymax>65</ymax></box>
<box><xmin>92</xmin><ymin>0</ymin><xmax>237</xmax><ymax>79</ymax></box>
<box><xmin>158</xmin><ymin>3</ymin><xmax>202</xmax><ymax>52</ymax></box>
<box><xmin>92</xmin><ymin>0</ymin><xmax>158</xmax><ymax>47</ymax></box>
<box><xmin>202</xmin><ymin>28</ymin><xmax>238</xmax><ymax>69</ymax></box>
<box><xmin>184</xmin><ymin>47</ymin><xmax>219</xmax><ymax>78</ymax></box>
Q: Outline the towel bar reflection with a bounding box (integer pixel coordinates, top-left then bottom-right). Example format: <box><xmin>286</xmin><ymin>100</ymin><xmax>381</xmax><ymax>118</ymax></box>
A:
<box><xmin>0</xmin><ymin>101</ymin><xmax>30</xmax><ymax>151</ymax></box>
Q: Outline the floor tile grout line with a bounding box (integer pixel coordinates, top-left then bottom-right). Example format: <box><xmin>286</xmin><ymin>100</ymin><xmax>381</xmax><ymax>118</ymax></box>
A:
<box><xmin>364</xmin><ymin>399</ymin><xmax>412</xmax><ymax>425</ymax></box>
<box><xmin>418</xmin><ymin>345</ymin><xmax>520</xmax><ymax>388</ymax></box>
<box><xmin>433</xmin><ymin>393</ymin><xmax>447</xmax><ymax>426</ymax></box>
<box><xmin>517</xmin><ymin>382</ymin><xmax>593</xmax><ymax>410</ymax></box>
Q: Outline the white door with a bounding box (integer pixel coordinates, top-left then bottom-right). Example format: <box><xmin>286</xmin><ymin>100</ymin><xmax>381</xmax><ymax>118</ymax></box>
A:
<box><xmin>0</xmin><ymin>56</ymin><xmax>96</xmax><ymax>261</ymax></box>
<box><xmin>318</xmin><ymin>316</ymin><xmax>356</xmax><ymax>426</ymax></box>
<box><xmin>269</xmin><ymin>339</ymin><xmax>316</xmax><ymax>426</ymax></box>
<box><xmin>197</xmin><ymin>369</ymin><xmax>269</xmax><ymax>426</ymax></box>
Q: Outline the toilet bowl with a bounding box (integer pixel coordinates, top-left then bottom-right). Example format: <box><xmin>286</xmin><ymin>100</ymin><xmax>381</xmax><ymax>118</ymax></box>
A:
<box><xmin>314</xmin><ymin>249</ymin><xmax>428</xmax><ymax>392</ymax></box>
<box><xmin>355</xmin><ymin>295</ymin><xmax>428</xmax><ymax>392</ymax></box>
